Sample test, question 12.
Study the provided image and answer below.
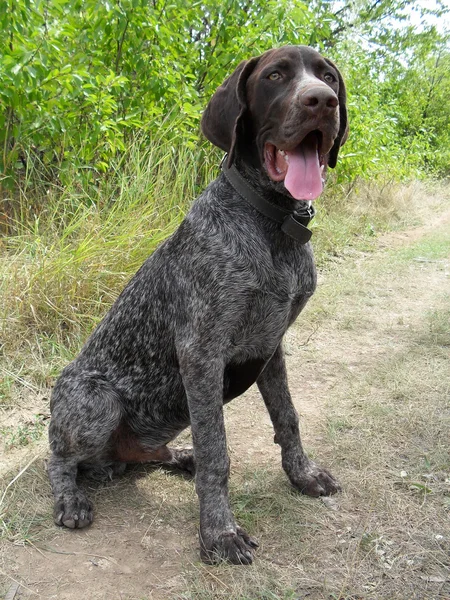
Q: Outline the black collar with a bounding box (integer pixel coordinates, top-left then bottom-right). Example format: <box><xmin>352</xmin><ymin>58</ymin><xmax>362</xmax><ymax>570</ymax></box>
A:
<box><xmin>221</xmin><ymin>158</ymin><xmax>315</xmax><ymax>244</ymax></box>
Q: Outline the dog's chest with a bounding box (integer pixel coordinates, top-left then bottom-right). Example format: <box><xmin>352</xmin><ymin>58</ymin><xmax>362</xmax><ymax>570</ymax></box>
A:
<box><xmin>231</xmin><ymin>246</ymin><xmax>316</xmax><ymax>354</ymax></box>
<box><xmin>223</xmin><ymin>251</ymin><xmax>315</xmax><ymax>400</ymax></box>
<box><xmin>265</xmin><ymin>243</ymin><xmax>316</xmax><ymax>316</ymax></box>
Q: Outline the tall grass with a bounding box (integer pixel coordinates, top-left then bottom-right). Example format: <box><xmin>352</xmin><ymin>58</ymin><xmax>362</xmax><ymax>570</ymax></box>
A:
<box><xmin>1</xmin><ymin>132</ymin><xmax>219</xmax><ymax>387</ymax></box>
<box><xmin>0</xmin><ymin>131</ymin><xmax>436</xmax><ymax>395</ymax></box>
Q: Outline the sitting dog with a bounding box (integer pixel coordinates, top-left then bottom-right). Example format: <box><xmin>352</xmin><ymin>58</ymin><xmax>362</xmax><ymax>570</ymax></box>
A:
<box><xmin>48</xmin><ymin>45</ymin><xmax>348</xmax><ymax>565</ymax></box>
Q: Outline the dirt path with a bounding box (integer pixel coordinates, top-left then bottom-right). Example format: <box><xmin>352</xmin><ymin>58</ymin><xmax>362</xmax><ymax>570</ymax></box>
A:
<box><xmin>1</xmin><ymin>196</ymin><xmax>450</xmax><ymax>600</ymax></box>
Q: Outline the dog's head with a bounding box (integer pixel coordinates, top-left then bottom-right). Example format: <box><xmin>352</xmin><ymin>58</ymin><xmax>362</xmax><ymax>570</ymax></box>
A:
<box><xmin>201</xmin><ymin>45</ymin><xmax>348</xmax><ymax>202</ymax></box>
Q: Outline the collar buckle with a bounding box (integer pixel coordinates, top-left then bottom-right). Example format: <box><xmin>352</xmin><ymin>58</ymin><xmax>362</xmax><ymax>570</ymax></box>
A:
<box><xmin>292</xmin><ymin>203</ymin><xmax>315</xmax><ymax>226</ymax></box>
<box><xmin>281</xmin><ymin>214</ymin><xmax>313</xmax><ymax>243</ymax></box>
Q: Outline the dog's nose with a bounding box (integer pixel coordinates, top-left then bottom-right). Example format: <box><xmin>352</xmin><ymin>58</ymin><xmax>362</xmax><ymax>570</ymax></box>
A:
<box><xmin>301</xmin><ymin>87</ymin><xmax>338</xmax><ymax>114</ymax></box>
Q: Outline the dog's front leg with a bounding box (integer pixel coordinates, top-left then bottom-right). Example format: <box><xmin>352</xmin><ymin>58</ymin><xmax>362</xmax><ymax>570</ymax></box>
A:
<box><xmin>257</xmin><ymin>344</ymin><xmax>340</xmax><ymax>496</ymax></box>
<box><xmin>179</xmin><ymin>352</ymin><xmax>258</xmax><ymax>565</ymax></box>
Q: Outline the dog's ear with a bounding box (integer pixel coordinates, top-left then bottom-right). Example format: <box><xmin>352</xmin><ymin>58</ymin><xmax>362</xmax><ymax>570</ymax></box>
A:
<box><xmin>201</xmin><ymin>57</ymin><xmax>260</xmax><ymax>167</ymax></box>
<box><xmin>325</xmin><ymin>58</ymin><xmax>349</xmax><ymax>169</ymax></box>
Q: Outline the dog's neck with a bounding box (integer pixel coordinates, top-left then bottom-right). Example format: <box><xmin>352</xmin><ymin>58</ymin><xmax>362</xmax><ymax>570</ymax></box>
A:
<box><xmin>222</xmin><ymin>155</ymin><xmax>315</xmax><ymax>245</ymax></box>
<box><xmin>233</xmin><ymin>155</ymin><xmax>303</xmax><ymax>213</ymax></box>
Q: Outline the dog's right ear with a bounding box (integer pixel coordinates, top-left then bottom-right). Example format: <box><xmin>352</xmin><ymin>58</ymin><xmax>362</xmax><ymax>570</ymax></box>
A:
<box><xmin>325</xmin><ymin>57</ymin><xmax>349</xmax><ymax>169</ymax></box>
<box><xmin>201</xmin><ymin>57</ymin><xmax>260</xmax><ymax>167</ymax></box>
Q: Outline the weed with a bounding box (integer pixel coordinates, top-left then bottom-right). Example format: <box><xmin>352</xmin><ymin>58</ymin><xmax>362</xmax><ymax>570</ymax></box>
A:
<box><xmin>326</xmin><ymin>416</ymin><xmax>354</xmax><ymax>439</ymax></box>
<box><xmin>0</xmin><ymin>375</ymin><xmax>14</xmax><ymax>407</ymax></box>
<box><xmin>1</xmin><ymin>415</ymin><xmax>46</xmax><ymax>450</ymax></box>
<box><xmin>426</xmin><ymin>305</ymin><xmax>450</xmax><ymax>347</ymax></box>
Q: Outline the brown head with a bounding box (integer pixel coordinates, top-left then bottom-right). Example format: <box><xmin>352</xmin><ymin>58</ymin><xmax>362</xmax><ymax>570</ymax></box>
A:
<box><xmin>201</xmin><ymin>45</ymin><xmax>348</xmax><ymax>202</ymax></box>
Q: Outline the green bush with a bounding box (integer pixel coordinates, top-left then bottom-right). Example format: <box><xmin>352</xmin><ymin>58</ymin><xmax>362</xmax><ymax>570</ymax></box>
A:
<box><xmin>1</xmin><ymin>0</ymin><xmax>448</xmax><ymax>192</ymax></box>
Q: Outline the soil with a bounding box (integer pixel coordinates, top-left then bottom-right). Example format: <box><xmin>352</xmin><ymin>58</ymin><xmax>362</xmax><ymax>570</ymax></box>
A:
<box><xmin>1</xmin><ymin>200</ymin><xmax>450</xmax><ymax>600</ymax></box>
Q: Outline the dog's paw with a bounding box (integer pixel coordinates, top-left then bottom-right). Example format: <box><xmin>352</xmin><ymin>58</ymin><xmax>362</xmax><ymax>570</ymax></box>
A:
<box><xmin>172</xmin><ymin>447</ymin><xmax>196</xmax><ymax>475</ymax></box>
<box><xmin>79</xmin><ymin>461</ymin><xmax>127</xmax><ymax>482</ymax></box>
<box><xmin>289</xmin><ymin>459</ymin><xmax>341</xmax><ymax>497</ymax></box>
<box><xmin>53</xmin><ymin>492</ymin><xmax>93</xmax><ymax>529</ymax></box>
<box><xmin>200</xmin><ymin>526</ymin><xmax>259</xmax><ymax>565</ymax></box>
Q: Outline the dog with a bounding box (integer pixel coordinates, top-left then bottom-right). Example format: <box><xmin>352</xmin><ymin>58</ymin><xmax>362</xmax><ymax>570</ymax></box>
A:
<box><xmin>48</xmin><ymin>45</ymin><xmax>348</xmax><ymax>565</ymax></box>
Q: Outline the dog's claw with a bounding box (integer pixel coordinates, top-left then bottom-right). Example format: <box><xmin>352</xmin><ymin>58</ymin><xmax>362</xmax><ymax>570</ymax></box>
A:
<box><xmin>54</xmin><ymin>492</ymin><xmax>93</xmax><ymax>529</ymax></box>
<box><xmin>200</xmin><ymin>527</ymin><xmax>258</xmax><ymax>565</ymax></box>
<box><xmin>288</xmin><ymin>459</ymin><xmax>340</xmax><ymax>497</ymax></box>
<box><xmin>237</xmin><ymin>526</ymin><xmax>259</xmax><ymax>548</ymax></box>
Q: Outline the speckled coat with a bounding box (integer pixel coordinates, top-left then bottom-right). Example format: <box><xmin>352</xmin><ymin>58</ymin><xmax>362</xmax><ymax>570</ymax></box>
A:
<box><xmin>48</xmin><ymin>44</ymin><xmax>348</xmax><ymax>565</ymax></box>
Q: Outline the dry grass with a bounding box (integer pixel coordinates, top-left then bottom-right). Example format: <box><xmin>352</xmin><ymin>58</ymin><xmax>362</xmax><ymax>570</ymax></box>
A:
<box><xmin>0</xmin><ymin>140</ymin><xmax>218</xmax><ymax>408</ymax></box>
<box><xmin>178</xmin><ymin>200</ymin><xmax>450</xmax><ymax>599</ymax></box>
<box><xmin>310</xmin><ymin>178</ymin><xmax>432</xmax><ymax>264</ymax></box>
<box><xmin>1</xmin><ymin>179</ymin><xmax>449</xmax><ymax>599</ymax></box>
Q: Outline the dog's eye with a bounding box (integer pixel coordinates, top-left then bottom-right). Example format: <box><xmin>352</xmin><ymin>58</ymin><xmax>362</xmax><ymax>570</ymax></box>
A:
<box><xmin>324</xmin><ymin>72</ymin><xmax>336</xmax><ymax>83</ymax></box>
<box><xmin>268</xmin><ymin>72</ymin><xmax>282</xmax><ymax>81</ymax></box>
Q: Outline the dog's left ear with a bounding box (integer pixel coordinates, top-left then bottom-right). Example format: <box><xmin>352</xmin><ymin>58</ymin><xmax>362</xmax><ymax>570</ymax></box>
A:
<box><xmin>201</xmin><ymin>56</ymin><xmax>260</xmax><ymax>167</ymax></box>
<box><xmin>325</xmin><ymin>58</ymin><xmax>349</xmax><ymax>169</ymax></box>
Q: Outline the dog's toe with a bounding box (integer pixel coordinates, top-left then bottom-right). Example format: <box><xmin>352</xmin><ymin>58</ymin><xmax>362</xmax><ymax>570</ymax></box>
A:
<box><xmin>200</xmin><ymin>527</ymin><xmax>258</xmax><ymax>565</ymax></box>
<box><xmin>173</xmin><ymin>448</ymin><xmax>196</xmax><ymax>475</ymax></box>
<box><xmin>289</xmin><ymin>459</ymin><xmax>341</xmax><ymax>497</ymax></box>
<box><xmin>54</xmin><ymin>492</ymin><xmax>93</xmax><ymax>529</ymax></box>
<box><xmin>236</xmin><ymin>526</ymin><xmax>259</xmax><ymax>549</ymax></box>
<box><xmin>315</xmin><ymin>468</ymin><xmax>341</xmax><ymax>495</ymax></box>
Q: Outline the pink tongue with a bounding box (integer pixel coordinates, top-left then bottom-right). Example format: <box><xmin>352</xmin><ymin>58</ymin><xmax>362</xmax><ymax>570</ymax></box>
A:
<box><xmin>284</xmin><ymin>135</ymin><xmax>322</xmax><ymax>201</ymax></box>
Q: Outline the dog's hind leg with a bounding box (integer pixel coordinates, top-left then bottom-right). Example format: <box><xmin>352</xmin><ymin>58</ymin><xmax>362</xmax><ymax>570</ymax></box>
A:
<box><xmin>163</xmin><ymin>447</ymin><xmax>195</xmax><ymax>475</ymax></box>
<box><xmin>78</xmin><ymin>460</ymin><xmax>127</xmax><ymax>482</ymax></box>
<box><xmin>47</xmin><ymin>454</ymin><xmax>94</xmax><ymax>529</ymax></box>
<box><xmin>48</xmin><ymin>372</ymin><xmax>123</xmax><ymax>529</ymax></box>
<box><xmin>110</xmin><ymin>432</ymin><xmax>195</xmax><ymax>475</ymax></box>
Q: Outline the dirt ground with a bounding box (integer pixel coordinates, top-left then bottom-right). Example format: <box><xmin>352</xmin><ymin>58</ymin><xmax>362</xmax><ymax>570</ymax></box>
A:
<box><xmin>1</xmin><ymin>191</ymin><xmax>449</xmax><ymax>600</ymax></box>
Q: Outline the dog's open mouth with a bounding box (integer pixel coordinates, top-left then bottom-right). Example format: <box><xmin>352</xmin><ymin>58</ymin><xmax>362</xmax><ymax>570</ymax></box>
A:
<box><xmin>264</xmin><ymin>131</ymin><xmax>325</xmax><ymax>201</ymax></box>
